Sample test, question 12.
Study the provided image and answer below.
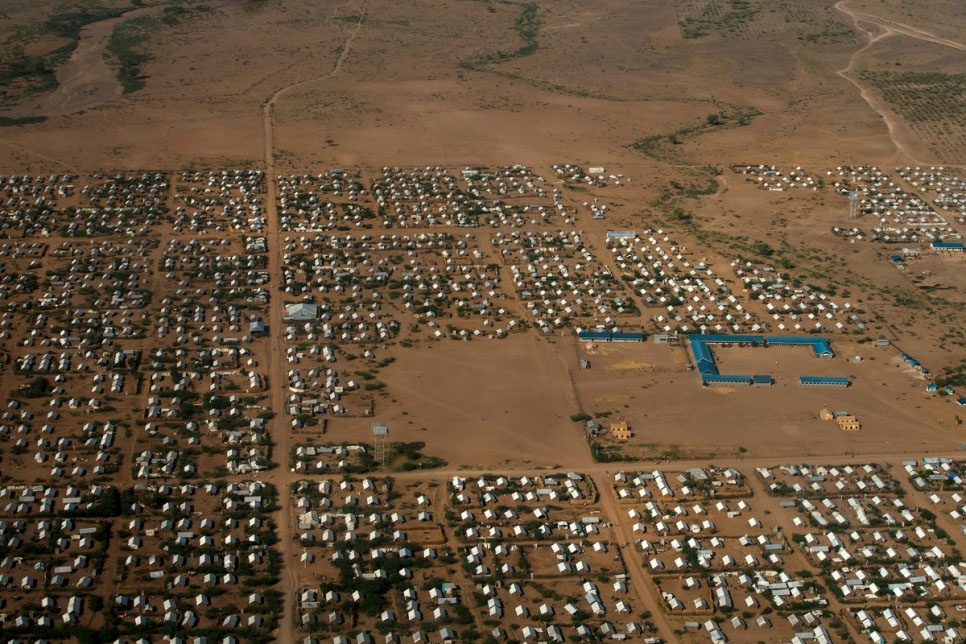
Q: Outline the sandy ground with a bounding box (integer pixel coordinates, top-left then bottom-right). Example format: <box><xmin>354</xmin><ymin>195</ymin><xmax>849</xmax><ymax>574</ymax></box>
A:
<box><xmin>337</xmin><ymin>334</ymin><xmax>592</xmax><ymax>469</ymax></box>
<box><xmin>1</xmin><ymin>0</ymin><xmax>960</xmax><ymax>169</ymax></box>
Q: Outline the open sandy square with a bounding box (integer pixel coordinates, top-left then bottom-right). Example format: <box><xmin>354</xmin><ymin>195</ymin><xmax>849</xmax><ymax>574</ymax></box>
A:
<box><xmin>324</xmin><ymin>334</ymin><xmax>592</xmax><ymax>469</ymax></box>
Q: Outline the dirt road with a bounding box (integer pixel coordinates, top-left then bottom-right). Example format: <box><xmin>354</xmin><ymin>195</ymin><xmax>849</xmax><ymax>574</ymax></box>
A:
<box><xmin>262</xmin><ymin>2</ymin><xmax>370</xmax><ymax>640</ymax></box>
<box><xmin>836</xmin><ymin>1</ymin><xmax>964</xmax><ymax>51</ymax></box>
<box><xmin>834</xmin><ymin>0</ymin><xmax>963</xmax><ymax>166</ymax></box>
<box><xmin>591</xmin><ymin>470</ymin><xmax>676</xmax><ymax>640</ymax></box>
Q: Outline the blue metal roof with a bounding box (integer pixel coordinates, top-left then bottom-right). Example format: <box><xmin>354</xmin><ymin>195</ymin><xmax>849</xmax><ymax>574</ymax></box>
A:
<box><xmin>687</xmin><ymin>334</ymin><xmax>840</xmax><ymax>385</ymax></box>
<box><xmin>692</xmin><ymin>333</ymin><xmax>833</xmax><ymax>356</ymax></box>
<box><xmin>693</xmin><ymin>334</ymin><xmax>765</xmax><ymax>344</ymax></box>
<box><xmin>702</xmin><ymin>374</ymin><xmax>752</xmax><ymax>385</ymax></box>
<box><xmin>611</xmin><ymin>332</ymin><xmax>646</xmax><ymax>341</ymax></box>
<box><xmin>932</xmin><ymin>241</ymin><xmax>965</xmax><ymax>249</ymax></box>
<box><xmin>768</xmin><ymin>336</ymin><xmax>834</xmax><ymax>357</ymax></box>
<box><xmin>799</xmin><ymin>376</ymin><xmax>850</xmax><ymax>386</ymax></box>
<box><xmin>769</xmin><ymin>336</ymin><xmax>821</xmax><ymax>345</ymax></box>
<box><xmin>578</xmin><ymin>331</ymin><xmax>645</xmax><ymax>342</ymax></box>
<box><xmin>811</xmin><ymin>338</ymin><xmax>834</xmax><ymax>357</ymax></box>
<box><xmin>688</xmin><ymin>336</ymin><xmax>719</xmax><ymax>375</ymax></box>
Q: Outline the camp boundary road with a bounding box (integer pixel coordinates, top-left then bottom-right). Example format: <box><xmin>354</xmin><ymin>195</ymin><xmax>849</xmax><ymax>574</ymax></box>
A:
<box><xmin>262</xmin><ymin>2</ymin><xmax>370</xmax><ymax>640</ymax></box>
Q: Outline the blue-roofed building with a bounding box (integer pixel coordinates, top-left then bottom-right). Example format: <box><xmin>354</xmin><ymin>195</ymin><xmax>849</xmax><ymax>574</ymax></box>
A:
<box><xmin>688</xmin><ymin>333</ymin><xmax>839</xmax><ymax>385</ymax></box>
<box><xmin>688</xmin><ymin>336</ymin><xmax>719</xmax><ymax>376</ymax></box>
<box><xmin>799</xmin><ymin>376</ymin><xmax>850</xmax><ymax>388</ymax></box>
<box><xmin>702</xmin><ymin>374</ymin><xmax>752</xmax><ymax>386</ymax></box>
<box><xmin>696</xmin><ymin>334</ymin><xmax>766</xmax><ymax>345</ymax></box>
<box><xmin>957</xmin><ymin>396</ymin><xmax>966</xmax><ymax>407</ymax></box>
<box><xmin>577</xmin><ymin>330</ymin><xmax>645</xmax><ymax>342</ymax></box>
<box><xmin>611</xmin><ymin>332</ymin><xmax>646</xmax><ymax>342</ymax></box>
<box><xmin>931</xmin><ymin>241</ymin><xmax>964</xmax><ymax>252</ymax></box>
<box><xmin>808</xmin><ymin>338</ymin><xmax>834</xmax><ymax>358</ymax></box>
<box><xmin>768</xmin><ymin>336</ymin><xmax>834</xmax><ymax>358</ymax></box>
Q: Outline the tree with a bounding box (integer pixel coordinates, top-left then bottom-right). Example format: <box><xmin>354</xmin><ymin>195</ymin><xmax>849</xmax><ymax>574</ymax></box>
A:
<box><xmin>17</xmin><ymin>376</ymin><xmax>52</xmax><ymax>398</ymax></box>
<box><xmin>752</xmin><ymin>240</ymin><xmax>775</xmax><ymax>257</ymax></box>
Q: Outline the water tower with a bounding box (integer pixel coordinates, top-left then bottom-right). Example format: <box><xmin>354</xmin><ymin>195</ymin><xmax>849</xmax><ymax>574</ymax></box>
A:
<box><xmin>848</xmin><ymin>190</ymin><xmax>860</xmax><ymax>219</ymax></box>
<box><xmin>371</xmin><ymin>422</ymin><xmax>388</xmax><ymax>464</ymax></box>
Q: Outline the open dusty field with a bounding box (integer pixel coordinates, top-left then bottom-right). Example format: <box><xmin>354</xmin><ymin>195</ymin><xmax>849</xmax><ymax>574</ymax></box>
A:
<box><xmin>0</xmin><ymin>0</ymin><xmax>961</xmax><ymax>170</ymax></box>
<box><xmin>343</xmin><ymin>334</ymin><xmax>590</xmax><ymax>470</ymax></box>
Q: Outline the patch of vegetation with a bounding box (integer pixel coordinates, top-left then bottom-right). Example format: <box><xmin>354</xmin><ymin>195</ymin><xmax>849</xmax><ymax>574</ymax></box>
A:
<box><xmin>106</xmin><ymin>4</ymin><xmax>212</xmax><ymax>93</ymax></box>
<box><xmin>590</xmin><ymin>442</ymin><xmax>634</xmax><ymax>463</ymax></box>
<box><xmin>13</xmin><ymin>376</ymin><xmax>53</xmax><ymax>398</ymax></box>
<box><xmin>45</xmin><ymin>8</ymin><xmax>126</xmax><ymax>41</ymax></box>
<box><xmin>0</xmin><ymin>56</ymin><xmax>60</xmax><ymax>99</ymax></box>
<box><xmin>802</xmin><ymin>27</ymin><xmax>855</xmax><ymax>43</ymax></box>
<box><xmin>106</xmin><ymin>15</ymin><xmax>154</xmax><ymax>93</ymax></box>
<box><xmin>631</xmin><ymin>105</ymin><xmax>761</xmax><ymax>161</ymax></box>
<box><xmin>460</xmin><ymin>2</ymin><xmax>539</xmax><ymax>69</ymax></box>
<box><xmin>859</xmin><ymin>71</ymin><xmax>966</xmax><ymax>162</ymax></box>
<box><xmin>478</xmin><ymin>67</ymin><xmax>631</xmax><ymax>102</ymax></box>
<box><xmin>384</xmin><ymin>442</ymin><xmax>447</xmax><ymax>472</ymax></box>
<box><xmin>673</xmin><ymin>0</ymin><xmax>759</xmax><ymax>38</ymax></box>
<box><xmin>673</xmin><ymin>0</ymin><xmax>853</xmax><ymax>42</ymax></box>
<box><xmin>648</xmin><ymin>164</ymin><xmax>725</xmax><ymax>228</ymax></box>
<box><xmin>289</xmin><ymin>441</ymin><xmax>447</xmax><ymax>474</ymax></box>
<box><xmin>937</xmin><ymin>358</ymin><xmax>966</xmax><ymax>389</ymax></box>
<box><xmin>0</xmin><ymin>7</ymin><xmax>132</xmax><ymax>104</ymax></box>
<box><xmin>513</xmin><ymin>3</ymin><xmax>540</xmax><ymax>56</ymax></box>
<box><xmin>860</xmin><ymin>71</ymin><xmax>966</xmax><ymax>121</ymax></box>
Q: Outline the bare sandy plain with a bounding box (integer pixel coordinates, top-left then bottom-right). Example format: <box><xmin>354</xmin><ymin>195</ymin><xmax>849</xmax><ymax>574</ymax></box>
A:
<box><xmin>0</xmin><ymin>0</ymin><xmax>959</xmax><ymax>170</ymax></box>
